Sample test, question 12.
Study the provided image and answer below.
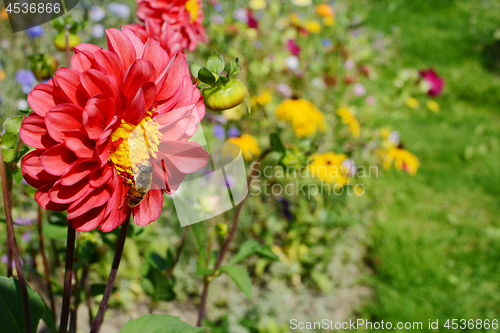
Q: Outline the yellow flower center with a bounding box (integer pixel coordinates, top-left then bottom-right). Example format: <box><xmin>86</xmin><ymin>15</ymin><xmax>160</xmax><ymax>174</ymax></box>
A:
<box><xmin>185</xmin><ymin>0</ymin><xmax>199</xmax><ymax>23</ymax></box>
<box><xmin>109</xmin><ymin>111</ymin><xmax>162</xmax><ymax>177</ymax></box>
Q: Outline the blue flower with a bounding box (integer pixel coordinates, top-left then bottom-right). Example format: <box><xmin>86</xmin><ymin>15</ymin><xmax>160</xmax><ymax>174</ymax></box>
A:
<box><xmin>321</xmin><ymin>38</ymin><xmax>332</xmax><ymax>47</ymax></box>
<box><xmin>89</xmin><ymin>6</ymin><xmax>106</xmax><ymax>21</ymax></box>
<box><xmin>15</xmin><ymin>70</ymin><xmax>37</xmax><ymax>95</ymax></box>
<box><xmin>108</xmin><ymin>3</ymin><xmax>130</xmax><ymax>19</ymax></box>
<box><xmin>227</xmin><ymin>126</ymin><xmax>241</xmax><ymax>138</ymax></box>
<box><xmin>213</xmin><ymin>124</ymin><xmax>226</xmax><ymax>140</ymax></box>
<box><xmin>26</xmin><ymin>26</ymin><xmax>44</xmax><ymax>38</ymax></box>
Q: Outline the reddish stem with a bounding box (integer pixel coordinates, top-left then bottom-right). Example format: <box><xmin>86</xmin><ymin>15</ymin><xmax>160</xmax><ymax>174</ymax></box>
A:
<box><xmin>59</xmin><ymin>226</ymin><xmax>76</xmax><ymax>333</ymax></box>
<box><xmin>37</xmin><ymin>205</ymin><xmax>56</xmax><ymax>322</ymax></box>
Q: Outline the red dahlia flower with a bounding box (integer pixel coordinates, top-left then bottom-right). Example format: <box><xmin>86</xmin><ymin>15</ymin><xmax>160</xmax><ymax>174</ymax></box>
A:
<box><xmin>126</xmin><ymin>18</ymin><xmax>184</xmax><ymax>57</ymax></box>
<box><xmin>419</xmin><ymin>68</ymin><xmax>444</xmax><ymax>96</ymax></box>
<box><xmin>135</xmin><ymin>0</ymin><xmax>206</xmax><ymax>52</ymax></box>
<box><xmin>20</xmin><ymin>27</ymin><xmax>210</xmax><ymax>232</ymax></box>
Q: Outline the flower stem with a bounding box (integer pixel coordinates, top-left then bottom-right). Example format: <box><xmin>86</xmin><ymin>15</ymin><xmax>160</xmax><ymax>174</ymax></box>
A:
<box><xmin>59</xmin><ymin>226</ymin><xmax>76</xmax><ymax>333</ymax></box>
<box><xmin>0</xmin><ymin>149</ymin><xmax>32</xmax><ymax>332</ymax></box>
<box><xmin>6</xmin><ymin>236</ymin><xmax>12</xmax><ymax>277</ymax></box>
<box><xmin>166</xmin><ymin>226</ymin><xmax>189</xmax><ymax>280</ymax></box>
<box><xmin>90</xmin><ymin>217</ymin><xmax>130</xmax><ymax>333</ymax></box>
<box><xmin>196</xmin><ymin>148</ymin><xmax>271</xmax><ymax>326</ymax></box>
<box><xmin>65</xmin><ymin>28</ymin><xmax>71</xmax><ymax>68</ymax></box>
<box><xmin>37</xmin><ymin>205</ymin><xmax>57</xmax><ymax>322</ymax></box>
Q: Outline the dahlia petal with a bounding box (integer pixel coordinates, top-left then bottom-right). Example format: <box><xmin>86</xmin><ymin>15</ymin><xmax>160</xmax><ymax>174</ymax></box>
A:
<box><xmin>89</xmin><ymin>163</ymin><xmax>113</xmax><ymax>187</ymax></box>
<box><xmin>73</xmin><ymin>43</ymin><xmax>102</xmax><ymax>55</ymax></box>
<box><xmin>53</xmin><ymin>68</ymin><xmax>89</xmax><ymax>107</ymax></box>
<box><xmin>71</xmin><ymin>50</ymin><xmax>95</xmax><ymax>73</ymax></box>
<box><xmin>106</xmin><ymin>28</ymin><xmax>137</xmax><ymax>70</ymax></box>
<box><xmin>68</xmin><ymin>186</ymin><xmax>111</xmax><ymax>219</ymax></box>
<box><xmin>45</xmin><ymin>104</ymin><xmax>84</xmax><ymax>142</ymax></box>
<box><xmin>158</xmin><ymin>141</ymin><xmax>210</xmax><ymax>173</ymax></box>
<box><xmin>132</xmin><ymin>189</ymin><xmax>163</xmax><ymax>226</ymax></box>
<box><xmin>122</xmin><ymin>59</ymin><xmax>156</xmax><ymax>102</ymax></box>
<box><xmin>60</xmin><ymin>161</ymin><xmax>98</xmax><ymax>186</ymax></box>
<box><xmin>122</xmin><ymin>26</ymin><xmax>147</xmax><ymax>57</ymax></box>
<box><xmin>122</xmin><ymin>87</ymin><xmax>146</xmax><ymax>125</ymax></box>
<box><xmin>94</xmin><ymin>49</ymin><xmax>126</xmax><ymax>82</ymax></box>
<box><xmin>83</xmin><ymin>94</ymin><xmax>117</xmax><ymax>139</ymax></box>
<box><xmin>154</xmin><ymin>103</ymin><xmax>195</xmax><ymax>125</ymax></box>
<box><xmin>156</xmin><ymin>53</ymin><xmax>188</xmax><ymax>100</ymax></box>
<box><xmin>20</xmin><ymin>114</ymin><xmax>58</xmax><ymax>149</ymax></box>
<box><xmin>99</xmin><ymin>180</ymin><xmax>130</xmax><ymax>232</ymax></box>
<box><xmin>64</xmin><ymin>132</ymin><xmax>96</xmax><ymax>159</ymax></box>
<box><xmin>28</xmin><ymin>84</ymin><xmax>67</xmax><ymax>117</ymax></box>
<box><xmin>49</xmin><ymin>178</ymin><xmax>90</xmax><ymax>204</ymax></box>
<box><xmin>140</xmin><ymin>38</ymin><xmax>169</xmax><ymax>83</ymax></box>
<box><xmin>173</xmin><ymin>76</ymin><xmax>195</xmax><ymax>109</ymax></box>
<box><xmin>142</xmin><ymin>81</ymin><xmax>157</xmax><ymax>110</ymax></box>
<box><xmin>152</xmin><ymin>157</ymin><xmax>183</xmax><ymax>193</ymax></box>
<box><xmin>160</xmin><ymin>116</ymin><xmax>190</xmax><ymax>141</ymax></box>
<box><xmin>40</xmin><ymin>143</ymin><xmax>77</xmax><ymax>176</ymax></box>
<box><xmin>35</xmin><ymin>184</ymin><xmax>68</xmax><ymax>211</ymax></box>
<box><xmin>155</xmin><ymin>86</ymin><xmax>183</xmax><ymax>114</ymax></box>
<box><xmin>21</xmin><ymin>150</ymin><xmax>59</xmax><ymax>188</ymax></box>
<box><xmin>96</xmin><ymin>117</ymin><xmax>119</xmax><ymax>166</ymax></box>
<box><xmin>71</xmin><ymin>204</ymin><xmax>108</xmax><ymax>232</ymax></box>
<box><xmin>81</xmin><ymin>69</ymin><xmax>116</xmax><ymax>98</ymax></box>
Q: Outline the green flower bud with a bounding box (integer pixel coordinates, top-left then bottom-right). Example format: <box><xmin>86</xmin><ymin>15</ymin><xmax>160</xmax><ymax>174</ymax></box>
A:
<box><xmin>204</xmin><ymin>78</ymin><xmax>249</xmax><ymax>112</ymax></box>
<box><xmin>54</xmin><ymin>32</ymin><xmax>80</xmax><ymax>51</ymax></box>
<box><xmin>29</xmin><ymin>54</ymin><xmax>58</xmax><ymax>80</ymax></box>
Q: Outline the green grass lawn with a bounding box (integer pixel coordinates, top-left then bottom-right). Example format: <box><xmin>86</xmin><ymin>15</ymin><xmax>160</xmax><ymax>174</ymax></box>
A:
<box><xmin>362</xmin><ymin>0</ymin><xmax>500</xmax><ymax>330</ymax></box>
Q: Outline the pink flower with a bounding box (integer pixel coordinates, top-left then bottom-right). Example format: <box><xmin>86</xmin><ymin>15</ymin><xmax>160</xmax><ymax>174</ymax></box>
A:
<box><xmin>136</xmin><ymin>0</ymin><xmax>206</xmax><ymax>52</ymax></box>
<box><xmin>419</xmin><ymin>68</ymin><xmax>444</xmax><ymax>96</ymax></box>
<box><xmin>20</xmin><ymin>28</ymin><xmax>209</xmax><ymax>232</ymax></box>
<box><xmin>287</xmin><ymin>39</ymin><xmax>301</xmax><ymax>56</ymax></box>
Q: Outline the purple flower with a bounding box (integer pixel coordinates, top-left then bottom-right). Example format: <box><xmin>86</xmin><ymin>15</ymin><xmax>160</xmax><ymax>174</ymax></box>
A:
<box><xmin>227</xmin><ymin>126</ymin><xmax>241</xmax><ymax>138</ymax></box>
<box><xmin>26</xmin><ymin>26</ymin><xmax>44</xmax><ymax>38</ymax></box>
<box><xmin>14</xmin><ymin>217</ymin><xmax>34</xmax><ymax>226</ymax></box>
<box><xmin>419</xmin><ymin>68</ymin><xmax>444</xmax><ymax>96</ymax></box>
<box><xmin>321</xmin><ymin>38</ymin><xmax>332</xmax><ymax>48</ymax></box>
<box><xmin>1</xmin><ymin>255</ymin><xmax>23</xmax><ymax>268</ymax></box>
<box><xmin>276</xmin><ymin>83</ymin><xmax>292</xmax><ymax>98</ymax></box>
<box><xmin>213</xmin><ymin>3</ymin><xmax>223</xmax><ymax>12</ymax></box>
<box><xmin>287</xmin><ymin>39</ymin><xmax>301</xmax><ymax>56</ymax></box>
<box><xmin>15</xmin><ymin>70</ymin><xmax>37</xmax><ymax>95</ymax></box>
<box><xmin>213</xmin><ymin>124</ymin><xmax>226</xmax><ymax>140</ymax></box>
<box><xmin>211</xmin><ymin>14</ymin><xmax>224</xmax><ymax>25</ymax></box>
<box><xmin>353</xmin><ymin>83</ymin><xmax>366</xmax><ymax>96</ymax></box>
<box><xmin>22</xmin><ymin>231</ymin><xmax>32</xmax><ymax>243</ymax></box>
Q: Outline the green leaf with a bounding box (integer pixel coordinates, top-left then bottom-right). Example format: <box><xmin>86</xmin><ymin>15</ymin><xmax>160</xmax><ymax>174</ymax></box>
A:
<box><xmin>0</xmin><ymin>276</ymin><xmax>47</xmax><ymax>333</ymax></box>
<box><xmin>1</xmin><ymin>133</ymin><xmax>17</xmax><ymax>149</ymax></box>
<box><xmin>198</xmin><ymin>67</ymin><xmax>217</xmax><ymax>86</ymax></box>
<box><xmin>146</xmin><ymin>267</ymin><xmax>176</xmax><ymax>302</ymax></box>
<box><xmin>256</xmin><ymin>245</ymin><xmax>280</xmax><ymax>261</ymax></box>
<box><xmin>3</xmin><ymin>116</ymin><xmax>24</xmax><ymax>135</ymax></box>
<box><xmin>149</xmin><ymin>252</ymin><xmax>168</xmax><ymax>271</ymax></box>
<box><xmin>19</xmin><ymin>109</ymin><xmax>33</xmax><ymax>116</ymax></box>
<box><xmin>270</xmin><ymin>133</ymin><xmax>286</xmax><ymax>154</ymax></box>
<box><xmin>190</xmin><ymin>223</ymin><xmax>206</xmax><ymax>262</ymax></box>
<box><xmin>13</xmin><ymin>169</ymin><xmax>24</xmax><ymax>185</ymax></box>
<box><xmin>120</xmin><ymin>314</ymin><xmax>208</xmax><ymax>333</ymax></box>
<box><xmin>2</xmin><ymin>148</ymin><xmax>16</xmax><ymax>163</ymax></box>
<box><xmin>228</xmin><ymin>239</ymin><xmax>260</xmax><ymax>266</ymax></box>
<box><xmin>195</xmin><ymin>256</ymin><xmax>213</xmax><ymax>276</ymax></box>
<box><xmin>228</xmin><ymin>59</ymin><xmax>241</xmax><ymax>78</ymax></box>
<box><xmin>219</xmin><ymin>266</ymin><xmax>252</xmax><ymax>302</ymax></box>
<box><xmin>42</xmin><ymin>307</ymin><xmax>57</xmax><ymax>333</ymax></box>
<box><xmin>207</xmin><ymin>52</ymin><xmax>225</xmax><ymax>75</ymax></box>
<box><xmin>190</xmin><ymin>62</ymin><xmax>202</xmax><ymax>79</ymax></box>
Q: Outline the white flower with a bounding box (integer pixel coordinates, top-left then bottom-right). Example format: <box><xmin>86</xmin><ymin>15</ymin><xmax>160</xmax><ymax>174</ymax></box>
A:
<box><xmin>91</xmin><ymin>24</ymin><xmax>105</xmax><ymax>38</ymax></box>
<box><xmin>17</xmin><ymin>99</ymin><xmax>29</xmax><ymax>110</ymax></box>
<box><xmin>388</xmin><ymin>131</ymin><xmax>400</xmax><ymax>145</ymax></box>
<box><xmin>233</xmin><ymin>8</ymin><xmax>248</xmax><ymax>23</ymax></box>
<box><xmin>285</xmin><ymin>55</ymin><xmax>300</xmax><ymax>71</ymax></box>
<box><xmin>89</xmin><ymin>6</ymin><xmax>105</xmax><ymax>22</ymax></box>
<box><xmin>312</xmin><ymin>77</ymin><xmax>326</xmax><ymax>90</ymax></box>
<box><xmin>108</xmin><ymin>3</ymin><xmax>130</xmax><ymax>19</ymax></box>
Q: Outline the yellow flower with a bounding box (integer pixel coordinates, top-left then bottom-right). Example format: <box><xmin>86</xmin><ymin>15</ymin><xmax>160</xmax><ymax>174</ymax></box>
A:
<box><xmin>226</xmin><ymin>134</ymin><xmax>261</xmax><ymax>161</ymax></box>
<box><xmin>249</xmin><ymin>0</ymin><xmax>267</xmax><ymax>10</ymax></box>
<box><xmin>307</xmin><ymin>152</ymin><xmax>350</xmax><ymax>185</ymax></box>
<box><xmin>381</xmin><ymin>147</ymin><xmax>419</xmax><ymax>176</ymax></box>
<box><xmin>275</xmin><ymin>98</ymin><xmax>326</xmax><ymax>138</ymax></box>
<box><xmin>250</xmin><ymin>90</ymin><xmax>272</xmax><ymax>107</ymax></box>
<box><xmin>0</xmin><ymin>69</ymin><xmax>5</xmax><ymax>82</ymax></box>
<box><xmin>380</xmin><ymin>127</ymin><xmax>391</xmax><ymax>139</ymax></box>
<box><xmin>289</xmin><ymin>13</ymin><xmax>301</xmax><ymax>27</ymax></box>
<box><xmin>291</xmin><ymin>0</ymin><xmax>312</xmax><ymax>6</ymax></box>
<box><xmin>405</xmin><ymin>97</ymin><xmax>419</xmax><ymax>109</ymax></box>
<box><xmin>426</xmin><ymin>100</ymin><xmax>439</xmax><ymax>112</ymax></box>
<box><xmin>316</xmin><ymin>4</ymin><xmax>334</xmax><ymax>17</ymax></box>
<box><xmin>323</xmin><ymin>16</ymin><xmax>335</xmax><ymax>26</ymax></box>
<box><xmin>1</xmin><ymin>8</ymin><xmax>8</xmax><ymax>20</ymax></box>
<box><xmin>336</xmin><ymin>106</ymin><xmax>360</xmax><ymax>138</ymax></box>
<box><xmin>305</xmin><ymin>20</ymin><xmax>321</xmax><ymax>33</ymax></box>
